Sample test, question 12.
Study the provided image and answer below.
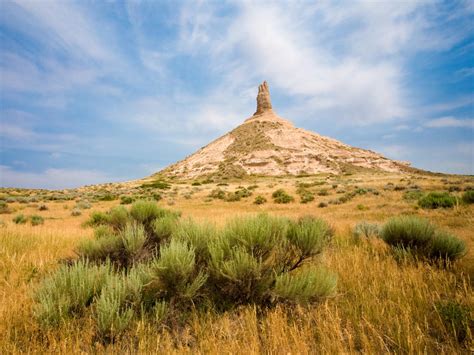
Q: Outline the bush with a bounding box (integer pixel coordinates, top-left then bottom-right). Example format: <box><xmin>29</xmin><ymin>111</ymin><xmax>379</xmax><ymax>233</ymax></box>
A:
<box><xmin>76</xmin><ymin>200</ymin><xmax>91</xmax><ymax>209</ymax></box>
<box><xmin>299</xmin><ymin>191</ymin><xmax>314</xmax><ymax>204</ymax></box>
<box><xmin>461</xmin><ymin>190</ymin><xmax>474</xmax><ymax>204</ymax></box>
<box><xmin>318</xmin><ymin>202</ymin><xmax>328</xmax><ymax>208</ymax></box>
<box><xmin>435</xmin><ymin>300</ymin><xmax>472</xmax><ymax>342</ymax></box>
<box><xmin>272</xmin><ymin>189</ymin><xmax>294</xmax><ymax>204</ymax></box>
<box><xmin>12</xmin><ymin>214</ymin><xmax>27</xmax><ymax>224</ymax></box>
<box><xmin>120</xmin><ymin>196</ymin><xmax>134</xmax><ymax>205</ymax></box>
<box><xmin>35</xmin><ymin>210</ymin><xmax>336</xmax><ymax>340</ymax></box>
<box><xmin>30</xmin><ymin>215</ymin><xmax>44</xmax><ymax>226</ymax></box>
<box><xmin>273</xmin><ymin>267</ymin><xmax>337</xmax><ymax>303</ymax></box>
<box><xmin>141</xmin><ymin>180</ymin><xmax>171</xmax><ymax>190</ymax></box>
<box><xmin>418</xmin><ymin>192</ymin><xmax>457</xmax><ymax>209</ymax></box>
<box><xmin>38</xmin><ymin>204</ymin><xmax>48</xmax><ymax>211</ymax></box>
<box><xmin>403</xmin><ymin>190</ymin><xmax>423</xmax><ymax>201</ymax></box>
<box><xmin>353</xmin><ymin>222</ymin><xmax>380</xmax><ymax>239</ymax></box>
<box><xmin>34</xmin><ymin>260</ymin><xmax>112</xmax><ymax>326</ymax></box>
<box><xmin>0</xmin><ymin>201</ymin><xmax>11</xmax><ymax>214</ymax></box>
<box><xmin>71</xmin><ymin>208</ymin><xmax>82</xmax><ymax>216</ymax></box>
<box><xmin>381</xmin><ymin>216</ymin><xmax>466</xmax><ymax>262</ymax></box>
<box><xmin>254</xmin><ymin>195</ymin><xmax>267</xmax><ymax>205</ymax></box>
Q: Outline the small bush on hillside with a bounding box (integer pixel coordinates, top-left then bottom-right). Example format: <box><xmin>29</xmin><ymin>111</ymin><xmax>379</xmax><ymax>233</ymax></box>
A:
<box><xmin>141</xmin><ymin>180</ymin><xmax>171</xmax><ymax>190</ymax></box>
<box><xmin>38</xmin><ymin>204</ymin><xmax>48</xmax><ymax>211</ymax></box>
<box><xmin>380</xmin><ymin>216</ymin><xmax>466</xmax><ymax>263</ymax></box>
<box><xmin>208</xmin><ymin>188</ymin><xmax>226</xmax><ymax>200</ymax></box>
<box><xmin>299</xmin><ymin>190</ymin><xmax>315</xmax><ymax>204</ymax></box>
<box><xmin>317</xmin><ymin>189</ymin><xmax>329</xmax><ymax>196</ymax></box>
<box><xmin>71</xmin><ymin>208</ymin><xmax>82</xmax><ymax>216</ymax></box>
<box><xmin>418</xmin><ymin>192</ymin><xmax>457</xmax><ymax>209</ymax></box>
<box><xmin>191</xmin><ymin>181</ymin><xmax>202</xmax><ymax>186</ymax></box>
<box><xmin>461</xmin><ymin>190</ymin><xmax>474</xmax><ymax>204</ymax></box>
<box><xmin>403</xmin><ymin>190</ymin><xmax>424</xmax><ymax>201</ymax></box>
<box><xmin>97</xmin><ymin>193</ymin><xmax>117</xmax><ymax>201</ymax></box>
<box><xmin>353</xmin><ymin>222</ymin><xmax>380</xmax><ymax>239</ymax></box>
<box><xmin>120</xmin><ymin>196</ymin><xmax>134</xmax><ymax>205</ymax></box>
<box><xmin>0</xmin><ymin>200</ymin><xmax>11</xmax><ymax>214</ymax></box>
<box><xmin>254</xmin><ymin>195</ymin><xmax>267</xmax><ymax>205</ymax></box>
<box><xmin>318</xmin><ymin>202</ymin><xmax>328</xmax><ymax>208</ymax></box>
<box><xmin>435</xmin><ymin>300</ymin><xmax>472</xmax><ymax>342</ymax></box>
<box><xmin>272</xmin><ymin>189</ymin><xmax>294</xmax><ymax>204</ymax></box>
<box><xmin>76</xmin><ymin>200</ymin><xmax>92</xmax><ymax>209</ymax></box>
<box><xmin>30</xmin><ymin>215</ymin><xmax>44</xmax><ymax>226</ymax></box>
<box><xmin>12</xmin><ymin>214</ymin><xmax>27</xmax><ymax>224</ymax></box>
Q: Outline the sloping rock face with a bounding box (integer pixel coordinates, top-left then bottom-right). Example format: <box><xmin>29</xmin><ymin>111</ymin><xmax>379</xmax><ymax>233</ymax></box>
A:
<box><xmin>159</xmin><ymin>82</ymin><xmax>410</xmax><ymax>179</ymax></box>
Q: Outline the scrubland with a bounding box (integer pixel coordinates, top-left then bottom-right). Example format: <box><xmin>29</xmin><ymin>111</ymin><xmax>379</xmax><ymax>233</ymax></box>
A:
<box><xmin>0</xmin><ymin>172</ymin><xmax>473</xmax><ymax>353</ymax></box>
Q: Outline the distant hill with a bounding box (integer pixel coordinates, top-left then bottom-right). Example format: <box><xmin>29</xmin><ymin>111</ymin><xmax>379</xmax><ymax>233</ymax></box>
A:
<box><xmin>158</xmin><ymin>81</ymin><xmax>412</xmax><ymax>180</ymax></box>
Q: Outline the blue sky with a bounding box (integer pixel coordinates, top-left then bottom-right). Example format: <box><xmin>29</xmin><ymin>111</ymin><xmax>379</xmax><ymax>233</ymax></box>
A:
<box><xmin>1</xmin><ymin>0</ymin><xmax>473</xmax><ymax>189</ymax></box>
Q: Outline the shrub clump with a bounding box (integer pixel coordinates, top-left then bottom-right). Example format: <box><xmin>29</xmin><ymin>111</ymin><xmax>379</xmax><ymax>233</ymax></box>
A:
<box><xmin>12</xmin><ymin>214</ymin><xmax>27</xmax><ymax>224</ymax></box>
<box><xmin>461</xmin><ymin>190</ymin><xmax>474</xmax><ymax>204</ymax></box>
<box><xmin>272</xmin><ymin>189</ymin><xmax>294</xmax><ymax>204</ymax></box>
<box><xmin>30</xmin><ymin>215</ymin><xmax>44</xmax><ymax>226</ymax></box>
<box><xmin>418</xmin><ymin>192</ymin><xmax>457</xmax><ymax>209</ymax></box>
<box><xmin>353</xmin><ymin>222</ymin><xmax>380</xmax><ymax>239</ymax></box>
<box><xmin>35</xmin><ymin>206</ymin><xmax>336</xmax><ymax>340</ymax></box>
<box><xmin>254</xmin><ymin>195</ymin><xmax>267</xmax><ymax>205</ymax></box>
<box><xmin>380</xmin><ymin>216</ymin><xmax>466</xmax><ymax>262</ymax></box>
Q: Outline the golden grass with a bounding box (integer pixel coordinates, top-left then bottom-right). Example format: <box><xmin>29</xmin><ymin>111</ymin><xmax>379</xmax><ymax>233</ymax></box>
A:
<box><xmin>0</xmin><ymin>172</ymin><xmax>473</xmax><ymax>353</ymax></box>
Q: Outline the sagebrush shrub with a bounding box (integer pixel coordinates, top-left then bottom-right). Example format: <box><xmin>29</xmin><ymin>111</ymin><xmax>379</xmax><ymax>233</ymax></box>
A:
<box><xmin>30</xmin><ymin>215</ymin><xmax>44</xmax><ymax>226</ymax></box>
<box><xmin>418</xmin><ymin>192</ymin><xmax>457</xmax><ymax>209</ymax></box>
<box><xmin>272</xmin><ymin>189</ymin><xmax>294</xmax><ymax>204</ymax></box>
<box><xmin>381</xmin><ymin>216</ymin><xmax>466</xmax><ymax>263</ymax></box>
<box><xmin>461</xmin><ymin>190</ymin><xmax>474</xmax><ymax>204</ymax></box>
<box><xmin>36</xmin><ymin>202</ymin><xmax>336</xmax><ymax>340</ymax></box>
<box><xmin>254</xmin><ymin>195</ymin><xmax>267</xmax><ymax>205</ymax></box>
<box><xmin>34</xmin><ymin>260</ymin><xmax>112</xmax><ymax>326</ymax></box>
<box><xmin>12</xmin><ymin>214</ymin><xmax>27</xmax><ymax>224</ymax></box>
<box><xmin>353</xmin><ymin>222</ymin><xmax>380</xmax><ymax>239</ymax></box>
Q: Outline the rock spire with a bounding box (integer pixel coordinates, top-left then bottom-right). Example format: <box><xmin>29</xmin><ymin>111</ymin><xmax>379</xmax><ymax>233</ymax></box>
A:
<box><xmin>254</xmin><ymin>81</ymin><xmax>273</xmax><ymax>115</ymax></box>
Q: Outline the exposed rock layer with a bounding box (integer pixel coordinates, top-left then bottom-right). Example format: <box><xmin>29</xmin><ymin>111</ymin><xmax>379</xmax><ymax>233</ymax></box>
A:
<box><xmin>158</xmin><ymin>82</ymin><xmax>411</xmax><ymax>179</ymax></box>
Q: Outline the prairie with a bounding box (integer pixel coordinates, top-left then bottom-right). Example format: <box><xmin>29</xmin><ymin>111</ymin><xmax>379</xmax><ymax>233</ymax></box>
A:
<box><xmin>0</xmin><ymin>172</ymin><xmax>473</xmax><ymax>353</ymax></box>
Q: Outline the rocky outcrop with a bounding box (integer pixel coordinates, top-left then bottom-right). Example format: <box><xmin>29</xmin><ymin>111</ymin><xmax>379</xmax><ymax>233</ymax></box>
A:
<box><xmin>254</xmin><ymin>81</ymin><xmax>273</xmax><ymax>115</ymax></box>
<box><xmin>157</xmin><ymin>81</ymin><xmax>411</xmax><ymax>180</ymax></box>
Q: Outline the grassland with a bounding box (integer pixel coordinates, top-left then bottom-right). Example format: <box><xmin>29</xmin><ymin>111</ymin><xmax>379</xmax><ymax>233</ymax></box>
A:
<box><xmin>1</xmin><ymin>172</ymin><xmax>473</xmax><ymax>353</ymax></box>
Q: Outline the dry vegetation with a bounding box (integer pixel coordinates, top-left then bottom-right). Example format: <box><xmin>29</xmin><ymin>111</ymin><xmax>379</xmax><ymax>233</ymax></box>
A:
<box><xmin>1</xmin><ymin>172</ymin><xmax>473</xmax><ymax>353</ymax></box>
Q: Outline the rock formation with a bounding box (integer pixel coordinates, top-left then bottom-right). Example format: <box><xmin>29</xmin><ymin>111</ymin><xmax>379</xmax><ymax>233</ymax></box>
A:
<box><xmin>254</xmin><ymin>81</ymin><xmax>273</xmax><ymax>115</ymax></box>
<box><xmin>157</xmin><ymin>81</ymin><xmax>411</xmax><ymax>180</ymax></box>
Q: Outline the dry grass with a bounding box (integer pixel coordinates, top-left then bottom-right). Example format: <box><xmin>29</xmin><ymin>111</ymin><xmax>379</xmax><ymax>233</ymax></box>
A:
<box><xmin>0</xmin><ymin>172</ymin><xmax>473</xmax><ymax>353</ymax></box>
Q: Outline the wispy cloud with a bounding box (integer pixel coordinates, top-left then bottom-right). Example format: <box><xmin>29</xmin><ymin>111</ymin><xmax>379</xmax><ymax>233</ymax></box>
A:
<box><xmin>424</xmin><ymin>117</ymin><xmax>474</xmax><ymax>128</ymax></box>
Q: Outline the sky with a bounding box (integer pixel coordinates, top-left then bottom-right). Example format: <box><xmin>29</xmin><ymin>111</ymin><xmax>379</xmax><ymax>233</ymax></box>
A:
<box><xmin>0</xmin><ymin>0</ymin><xmax>473</xmax><ymax>189</ymax></box>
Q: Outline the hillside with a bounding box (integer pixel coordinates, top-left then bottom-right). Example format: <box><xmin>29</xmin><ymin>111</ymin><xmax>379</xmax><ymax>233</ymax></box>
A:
<box><xmin>159</xmin><ymin>82</ymin><xmax>411</xmax><ymax>180</ymax></box>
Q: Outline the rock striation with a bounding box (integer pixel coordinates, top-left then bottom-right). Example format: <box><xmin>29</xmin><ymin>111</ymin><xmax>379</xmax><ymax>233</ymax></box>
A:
<box><xmin>158</xmin><ymin>82</ymin><xmax>411</xmax><ymax>180</ymax></box>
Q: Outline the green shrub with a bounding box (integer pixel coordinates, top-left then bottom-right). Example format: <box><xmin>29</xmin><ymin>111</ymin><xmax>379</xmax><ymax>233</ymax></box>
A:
<box><xmin>87</xmin><ymin>211</ymin><xmax>109</xmax><ymax>225</ymax></box>
<box><xmin>254</xmin><ymin>195</ymin><xmax>267</xmax><ymax>205</ymax></box>
<box><xmin>120</xmin><ymin>196</ymin><xmax>134</xmax><ymax>205</ymax></box>
<box><xmin>381</xmin><ymin>216</ymin><xmax>466</xmax><ymax>262</ymax></box>
<box><xmin>12</xmin><ymin>214</ymin><xmax>27</xmax><ymax>224</ymax></box>
<box><xmin>34</xmin><ymin>260</ymin><xmax>112</xmax><ymax>326</ymax></box>
<box><xmin>191</xmin><ymin>181</ymin><xmax>202</xmax><ymax>186</ymax></box>
<box><xmin>272</xmin><ymin>189</ymin><xmax>294</xmax><ymax>204</ymax></box>
<box><xmin>287</xmin><ymin>216</ymin><xmax>332</xmax><ymax>258</ymax></box>
<box><xmin>98</xmin><ymin>193</ymin><xmax>117</xmax><ymax>201</ymax></box>
<box><xmin>273</xmin><ymin>267</ymin><xmax>337</xmax><ymax>303</ymax></box>
<box><xmin>429</xmin><ymin>231</ymin><xmax>466</xmax><ymax>261</ymax></box>
<box><xmin>35</xmin><ymin>210</ymin><xmax>336</xmax><ymax>340</ymax></box>
<box><xmin>318</xmin><ymin>202</ymin><xmax>328</xmax><ymax>208</ymax></box>
<box><xmin>95</xmin><ymin>271</ymin><xmax>142</xmax><ymax>339</ymax></box>
<box><xmin>353</xmin><ymin>222</ymin><xmax>380</xmax><ymax>239</ymax></box>
<box><xmin>0</xmin><ymin>201</ymin><xmax>10</xmax><ymax>214</ymax></box>
<box><xmin>108</xmin><ymin>206</ymin><xmax>129</xmax><ymax>230</ymax></box>
<box><xmin>299</xmin><ymin>191</ymin><xmax>314</xmax><ymax>204</ymax></box>
<box><xmin>418</xmin><ymin>192</ymin><xmax>457</xmax><ymax>209</ymax></box>
<box><xmin>76</xmin><ymin>200</ymin><xmax>91</xmax><ymax>209</ymax></box>
<box><xmin>208</xmin><ymin>188</ymin><xmax>226</xmax><ymax>200</ymax></box>
<box><xmin>461</xmin><ymin>190</ymin><xmax>474</xmax><ymax>204</ymax></box>
<box><xmin>30</xmin><ymin>215</ymin><xmax>44</xmax><ymax>226</ymax></box>
<box><xmin>141</xmin><ymin>180</ymin><xmax>171</xmax><ymax>190</ymax></box>
<box><xmin>38</xmin><ymin>204</ymin><xmax>48</xmax><ymax>211</ymax></box>
<box><xmin>317</xmin><ymin>189</ymin><xmax>328</xmax><ymax>196</ymax></box>
<box><xmin>130</xmin><ymin>200</ymin><xmax>163</xmax><ymax>226</ymax></box>
<box><xmin>435</xmin><ymin>300</ymin><xmax>472</xmax><ymax>342</ymax></box>
<box><xmin>381</xmin><ymin>216</ymin><xmax>435</xmax><ymax>249</ymax></box>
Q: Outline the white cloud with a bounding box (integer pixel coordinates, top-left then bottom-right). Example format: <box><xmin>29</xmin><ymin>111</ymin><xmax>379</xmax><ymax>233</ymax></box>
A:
<box><xmin>0</xmin><ymin>165</ymin><xmax>123</xmax><ymax>189</ymax></box>
<box><xmin>424</xmin><ymin>117</ymin><xmax>474</xmax><ymax>128</ymax></box>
